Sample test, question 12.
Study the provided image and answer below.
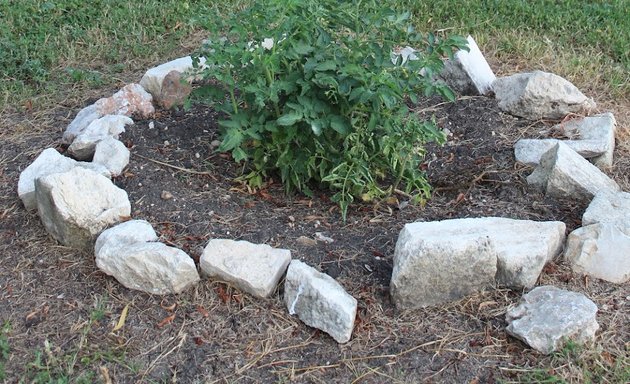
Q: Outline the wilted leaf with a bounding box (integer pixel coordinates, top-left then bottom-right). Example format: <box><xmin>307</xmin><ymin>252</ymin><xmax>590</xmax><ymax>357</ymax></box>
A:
<box><xmin>111</xmin><ymin>304</ymin><xmax>129</xmax><ymax>332</ymax></box>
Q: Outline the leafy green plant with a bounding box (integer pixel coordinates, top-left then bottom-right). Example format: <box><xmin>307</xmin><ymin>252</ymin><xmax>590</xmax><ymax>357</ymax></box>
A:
<box><xmin>0</xmin><ymin>322</ymin><xmax>10</xmax><ymax>380</ymax></box>
<box><xmin>193</xmin><ymin>0</ymin><xmax>467</xmax><ymax>219</ymax></box>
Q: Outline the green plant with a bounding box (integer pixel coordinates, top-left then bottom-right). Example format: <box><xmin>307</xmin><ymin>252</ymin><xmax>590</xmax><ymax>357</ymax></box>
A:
<box><xmin>193</xmin><ymin>0</ymin><xmax>467</xmax><ymax>218</ymax></box>
<box><xmin>0</xmin><ymin>321</ymin><xmax>10</xmax><ymax>380</ymax></box>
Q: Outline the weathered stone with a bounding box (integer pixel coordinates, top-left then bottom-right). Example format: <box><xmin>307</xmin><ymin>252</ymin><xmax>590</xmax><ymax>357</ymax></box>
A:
<box><xmin>526</xmin><ymin>142</ymin><xmax>619</xmax><ymax>202</ymax></box>
<box><xmin>391</xmin><ymin>218</ymin><xmax>565</xmax><ymax>308</ymax></box>
<box><xmin>514</xmin><ymin>138</ymin><xmax>608</xmax><ymax>166</ymax></box>
<box><xmin>553</xmin><ymin>113</ymin><xmax>617</xmax><ymax>168</ymax></box>
<box><xmin>391</xmin><ymin>46</ymin><xmax>418</xmax><ymax>66</ymax></box>
<box><xmin>390</xmin><ymin>219</ymin><xmax>497</xmax><ymax>308</ymax></box>
<box><xmin>200</xmin><ymin>239</ymin><xmax>291</xmax><ymax>298</ymax></box>
<box><xmin>62</xmin><ymin>104</ymin><xmax>102</xmax><ymax>144</ymax></box>
<box><xmin>94</xmin><ymin>220</ymin><xmax>158</xmax><ymax>256</ymax></box>
<box><xmin>96</xmin><ymin>240</ymin><xmax>200</xmax><ymax>295</ymax></box>
<box><xmin>93</xmin><ymin>137</ymin><xmax>130</xmax><ymax>176</ymax></box>
<box><xmin>68</xmin><ymin>115</ymin><xmax>133</xmax><ymax>160</ymax></box>
<box><xmin>564</xmin><ymin>218</ymin><xmax>630</xmax><ymax>284</ymax></box>
<box><xmin>18</xmin><ymin>148</ymin><xmax>110</xmax><ymax>211</ymax></box>
<box><xmin>157</xmin><ymin>70</ymin><xmax>193</xmax><ymax>109</ymax></box>
<box><xmin>493</xmin><ymin>71</ymin><xmax>596</xmax><ymax>120</ymax></box>
<box><xmin>285</xmin><ymin>260</ymin><xmax>357</xmax><ymax>343</ymax></box>
<box><xmin>582</xmin><ymin>191</ymin><xmax>630</xmax><ymax>226</ymax></box>
<box><xmin>94</xmin><ymin>83</ymin><xmax>154</xmax><ymax>118</ymax></box>
<box><xmin>34</xmin><ymin>167</ymin><xmax>130</xmax><ymax>249</ymax></box>
<box><xmin>140</xmin><ymin>56</ymin><xmax>206</xmax><ymax>98</ymax></box>
<box><xmin>506</xmin><ymin>286</ymin><xmax>599</xmax><ymax>354</ymax></box>
<box><xmin>439</xmin><ymin>35</ymin><xmax>496</xmax><ymax>96</ymax></box>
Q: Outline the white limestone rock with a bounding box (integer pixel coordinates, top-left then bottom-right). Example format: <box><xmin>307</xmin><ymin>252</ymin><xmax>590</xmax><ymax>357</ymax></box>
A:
<box><xmin>94</xmin><ymin>220</ymin><xmax>158</xmax><ymax>256</ymax></box>
<box><xmin>390</xmin><ymin>219</ymin><xmax>497</xmax><ymax>308</ymax></box>
<box><xmin>439</xmin><ymin>35</ymin><xmax>496</xmax><ymax>96</ymax></box>
<box><xmin>140</xmin><ymin>56</ymin><xmax>206</xmax><ymax>99</ymax></box>
<box><xmin>526</xmin><ymin>142</ymin><xmax>619</xmax><ymax>202</ymax></box>
<box><xmin>554</xmin><ymin>113</ymin><xmax>617</xmax><ymax>168</ymax></box>
<box><xmin>514</xmin><ymin>138</ymin><xmax>608</xmax><ymax>167</ymax></box>
<box><xmin>200</xmin><ymin>239</ymin><xmax>291</xmax><ymax>298</ymax></box>
<box><xmin>34</xmin><ymin>167</ymin><xmax>130</xmax><ymax>249</ymax></box>
<box><xmin>18</xmin><ymin>148</ymin><xmax>110</xmax><ymax>211</ymax></box>
<box><xmin>564</xmin><ymin>218</ymin><xmax>630</xmax><ymax>284</ymax></box>
<box><xmin>67</xmin><ymin>115</ymin><xmax>133</xmax><ymax>160</ymax></box>
<box><xmin>93</xmin><ymin>137</ymin><xmax>130</xmax><ymax>176</ymax></box>
<box><xmin>506</xmin><ymin>286</ymin><xmax>599</xmax><ymax>354</ymax></box>
<box><xmin>493</xmin><ymin>71</ymin><xmax>596</xmax><ymax>120</ymax></box>
<box><xmin>284</xmin><ymin>260</ymin><xmax>357</xmax><ymax>343</ymax></box>
<box><xmin>62</xmin><ymin>104</ymin><xmax>102</xmax><ymax>144</ymax></box>
<box><xmin>96</xmin><ymin>240</ymin><xmax>200</xmax><ymax>295</ymax></box>
<box><xmin>582</xmin><ymin>191</ymin><xmax>630</xmax><ymax>226</ymax></box>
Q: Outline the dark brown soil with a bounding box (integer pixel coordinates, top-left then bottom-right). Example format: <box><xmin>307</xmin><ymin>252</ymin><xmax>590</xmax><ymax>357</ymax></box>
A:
<box><xmin>0</xmin><ymin>96</ymin><xmax>627</xmax><ymax>383</ymax></box>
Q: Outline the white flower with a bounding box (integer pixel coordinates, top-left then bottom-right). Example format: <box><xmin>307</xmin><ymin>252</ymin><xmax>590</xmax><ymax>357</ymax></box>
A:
<box><xmin>261</xmin><ymin>38</ymin><xmax>274</xmax><ymax>50</ymax></box>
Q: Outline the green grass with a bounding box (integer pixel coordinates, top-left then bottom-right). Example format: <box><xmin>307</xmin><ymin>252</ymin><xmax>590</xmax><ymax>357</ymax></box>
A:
<box><xmin>0</xmin><ymin>322</ymin><xmax>10</xmax><ymax>381</ymax></box>
<box><xmin>1</xmin><ymin>0</ymin><xmax>628</xmax><ymax>108</ymax></box>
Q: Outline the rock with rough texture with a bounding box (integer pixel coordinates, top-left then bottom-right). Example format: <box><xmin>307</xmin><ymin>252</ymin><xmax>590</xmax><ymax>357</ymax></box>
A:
<box><xmin>62</xmin><ymin>104</ymin><xmax>102</xmax><ymax>144</ymax></box>
<box><xmin>34</xmin><ymin>167</ymin><xmax>130</xmax><ymax>249</ymax></box>
<box><xmin>514</xmin><ymin>138</ymin><xmax>609</xmax><ymax>167</ymax></box>
<box><xmin>140</xmin><ymin>56</ymin><xmax>205</xmax><ymax>98</ymax></box>
<box><xmin>18</xmin><ymin>148</ymin><xmax>110</xmax><ymax>211</ymax></box>
<box><xmin>564</xmin><ymin>218</ymin><xmax>630</xmax><ymax>284</ymax></box>
<box><xmin>96</xmin><ymin>240</ymin><xmax>200</xmax><ymax>295</ymax></box>
<box><xmin>94</xmin><ymin>83</ymin><xmax>154</xmax><ymax>118</ymax></box>
<box><xmin>285</xmin><ymin>260</ymin><xmax>357</xmax><ymax>343</ymax></box>
<box><xmin>553</xmin><ymin>113</ymin><xmax>617</xmax><ymax>168</ymax></box>
<box><xmin>582</xmin><ymin>191</ymin><xmax>630</xmax><ymax>226</ymax></box>
<box><xmin>200</xmin><ymin>239</ymin><xmax>291</xmax><ymax>298</ymax></box>
<box><xmin>67</xmin><ymin>115</ymin><xmax>133</xmax><ymax>160</ymax></box>
<box><xmin>390</xmin><ymin>219</ymin><xmax>498</xmax><ymax>308</ymax></box>
<box><xmin>527</xmin><ymin>142</ymin><xmax>619</xmax><ymax>202</ymax></box>
<box><xmin>93</xmin><ymin>137</ymin><xmax>130</xmax><ymax>176</ymax></box>
<box><xmin>493</xmin><ymin>71</ymin><xmax>596</xmax><ymax>120</ymax></box>
<box><xmin>94</xmin><ymin>220</ymin><xmax>158</xmax><ymax>255</ymax></box>
<box><xmin>506</xmin><ymin>286</ymin><xmax>599</xmax><ymax>354</ymax></box>
<box><xmin>439</xmin><ymin>35</ymin><xmax>496</xmax><ymax>96</ymax></box>
<box><xmin>391</xmin><ymin>218</ymin><xmax>565</xmax><ymax>308</ymax></box>
<box><xmin>157</xmin><ymin>70</ymin><xmax>193</xmax><ymax>109</ymax></box>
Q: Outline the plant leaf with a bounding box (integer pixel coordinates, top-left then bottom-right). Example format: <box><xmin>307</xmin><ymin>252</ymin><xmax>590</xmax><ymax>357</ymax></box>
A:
<box><xmin>277</xmin><ymin>112</ymin><xmax>303</xmax><ymax>126</ymax></box>
<box><xmin>111</xmin><ymin>304</ymin><xmax>129</xmax><ymax>332</ymax></box>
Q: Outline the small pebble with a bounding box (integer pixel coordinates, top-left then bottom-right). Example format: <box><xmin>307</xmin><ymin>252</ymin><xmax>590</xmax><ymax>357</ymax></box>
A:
<box><xmin>161</xmin><ymin>191</ymin><xmax>174</xmax><ymax>200</ymax></box>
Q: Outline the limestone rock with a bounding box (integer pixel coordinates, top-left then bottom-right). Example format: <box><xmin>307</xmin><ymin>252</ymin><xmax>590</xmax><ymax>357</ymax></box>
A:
<box><xmin>62</xmin><ymin>104</ymin><xmax>102</xmax><ymax>144</ymax></box>
<box><xmin>200</xmin><ymin>239</ymin><xmax>291</xmax><ymax>298</ymax></box>
<box><xmin>506</xmin><ymin>286</ymin><xmax>599</xmax><ymax>354</ymax></box>
<box><xmin>582</xmin><ymin>191</ymin><xmax>630</xmax><ymax>226</ymax></box>
<box><xmin>67</xmin><ymin>115</ymin><xmax>133</xmax><ymax>160</ymax></box>
<box><xmin>493</xmin><ymin>71</ymin><xmax>596</xmax><ymax>120</ymax></box>
<box><xmin>564</xmin><ymin>218</ymin><xmax>630</xmax><ymax>284</ymax></box>
<box><xmin>439</xmin><ymin>35</ymin><xmax>496</xmax><ymax>96</ymax></box>
<box><xmin>34</xmin><ymin>167</ymin><xmax>130</xmax><ymax>249</ymax></box>
<box><xmin>93</xmin><ymin>137</ymin><xmax>130</xmax><ymax>176</ymax></box>
<box><xmin>553</xmin><ymin>113</ymin><xmax>616</xmax><ymax>168</ymax></box>
<box><xmin>96</xmin><ymin>240</ymin><xmax>200</xmax><ymax>295</ymax></box>
<box><xmin>514</xmin><ymin>138</ymin><xmax>608</xmax><ymax>166</ymax></box>
<box><xmin>284</xmin><ymin>260</ymin><xmax>357</xmax><ymax>343</ymax></box>
<box><xmin>94</xmin><ymin>83</ymin><xmax>154</xmax><ymax>118</ymax></box>
<box><xmin>94</xmin><ymin>220</ymin><xmax>158</xmax><ymax>255</ymax></box>
<box><xmin>390</xmin><ymin>219</ymin><xmax>497</xmax><ymax>308</ymax></box>
<box><xmin>526</xmin><ymin>142</ymin><xmax>619</xmax><ymax>202</ymax></box>
<box><xmin>140</xmin><ymin>56</ymin><xmax>206</xmax><ymax>98</ymax></box>
<box><xmin>18</xmin><ymin>148</ymin><xmax>110</xmax><ymax>211</ymax></box>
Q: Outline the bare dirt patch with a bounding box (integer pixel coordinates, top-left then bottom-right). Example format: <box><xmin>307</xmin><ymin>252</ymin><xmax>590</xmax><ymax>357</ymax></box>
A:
<box><xmin>0</xmin><ymin>95</ymin><xmax>628</xmax><ymax>383</ymax></box>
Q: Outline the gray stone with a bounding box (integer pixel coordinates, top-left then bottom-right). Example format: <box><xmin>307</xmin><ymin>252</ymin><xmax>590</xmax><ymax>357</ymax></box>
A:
<box><xmin>583</xmin><ymin>191</ymin><xmax>630</xmax><ymax>226</ymax></box>
<box><xmin>96</xmin><ymin>240</ymin><xmax>200</xmax><ymax>295</ymax></box>
<box><xmin>93</xmin><ymin>137</ymin><xmax>130</xmax><ymax>176</ymax></box>
<box><xmin>493</xmin><ymin>71</ymin><xmax>596</xmax><ymax>120</ymax></box>
<box><xmin>200</xmin><ymin>239</ymin><xmax>291</xmax><ymax>298</ymax></box>
<box><xmin>439</xmin><ymin>35</ymin><xmax>496</xmax><ymax>96</ymax></box>
<box><xmin>62</xmin><ymin>104</ymin><xmax>102</xmax><ymax>144</ymax></box>
<box><xmin>94</xmin><ymin>83</ymin><xmax>154</xmax><ymax>118</ymax></box>
<box><xmin>390</xmin><ymin>219</ymin><xmax>497</xmax><ymax>308</ymax></box>
<box><xmin>67</xmin><ymin>115</ymin><xmax>133</xmax><ymax>160</ymax></box>
<box><xmin>285</xmin><ymin>260</ymin><xmax>357</xmax><ymax>343</ymax></box>
<box><xmin>34</xmin><ymin>167</ymin><xmax>130</xmax><ymax>249</ymax></box>
<box><xmin>506</xmin><ymin>286</ymin><xmax>599</xmax><ymax>354</ymax></box>
<box><xmin>94</xmin><ymin>220</ymin><xmax>158</xmax><ymax>256</ymax></box>
<box><xmin>140</xmin><ymin>56</ymin><xmax>206</xmax><ymax>99</ymax></box>
<box><xmin>514</xmin><ymin>138</ymin><xmax>608</xmax><ymax>166</ymax></box>
<box><xmin>565</xmin><ymin>218</ymin><xmax>630</xmax><ymax>284</ymax></box>
<box><xmin>527</xmin><ymin>142</ymin><xmax>619</xmax><ymax>202</ymax></box>
<box><xmin>553</xmin><ymin>113</ymin><xmax>616</xmax><ymax>168</ymax></box>
<box><xmin>18</xmin><ymin>148</ymin><xmax>110</xmax><ymax>211</ymax></box>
